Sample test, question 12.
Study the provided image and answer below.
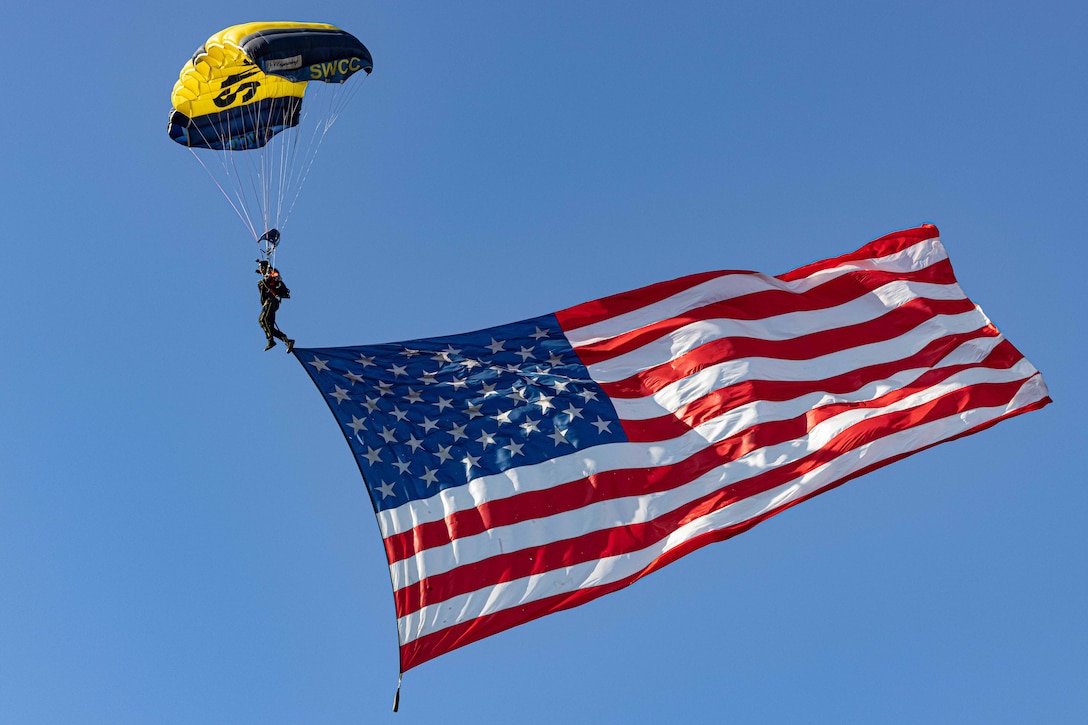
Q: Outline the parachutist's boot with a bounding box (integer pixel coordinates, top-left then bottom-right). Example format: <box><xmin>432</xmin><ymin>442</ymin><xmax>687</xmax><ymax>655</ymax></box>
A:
<box><xmin>285</xmin><ymin>339</ymin><xmax>295</xmax><ymax>354</ymax></box>
<box><xmin>265</xmin><ymin>339</ymin><xmax>276</xmax><ymax>351</ymax></box>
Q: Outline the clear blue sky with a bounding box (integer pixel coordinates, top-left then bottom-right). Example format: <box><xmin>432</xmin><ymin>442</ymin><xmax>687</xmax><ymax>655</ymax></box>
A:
<box><xmin>2</xmin><ymin>2</ymin><xmax>1084</xmax><ymax>723</ymax></box>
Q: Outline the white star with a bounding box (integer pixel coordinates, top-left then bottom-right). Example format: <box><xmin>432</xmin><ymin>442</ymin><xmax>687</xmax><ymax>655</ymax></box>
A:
<box><xmin>435</xmin><ymin>396</ymin><xmax>453</xmax><ymax>412</ymax></box>
<box><xmin>592</xmin><ymin>416</ymin><xmax>613</xmax><ymax>434</ymax></box>
<box><xmin>364</xmin><ymin>396</ymin><xmax>380</xmax><ymax>412</ymax></box>
<box><xmin>462</xmin><ymin>452</ymin><xmax>481</xmax><ymax>469</ymax></box>
<box><xmin>348</xmin><ymin>415</ymin><xmax>367</xmax><ymax>434</ymax></box>
<box><xmin>404</xmin><ymin>388</ymin><xmax>424</xmax><ymax>404</ymax></box>
<box><xmin>308</xmin><ymin>356</ymin><xmax>330</xmax><ymax>372</ymax></box>
<box><xmin>328</xmin><ymin>386</ymin><xmax>351</xmax><ymax>404</ymax></box>
<box><xmin>435</xmin><ymin>445</ymin><xmax>454</xmax><ymax>463</ymax></box>
<box><xmin>355</xmin><ymin>354</ymin><xmax>376</xmax><ymax>368</ymax></box>
<box><xmin>376</xmin><ymin>480</ymin><xmax>396</xmax><ymax>499</ymax></box>
<box><xmin>520</xmin><ymin>417</ymin><xmax>540</xmax><ymax>434</ymax></box>
<box><xmin>504</xmin><ymin>441</ymin><xmax>525</xmax><ymax>457</ymax></box>
<box><xmin>344</xmin><ymin>370</ymin><xmax>366</xmax><ymax>385</ymax></box>
<box><xmin>493</xmin><ymin>409</ymin><xmax>513</xmax><ymax>425</ymax></box>
<box><xmin>376</xmin><ymin>381</ymin><xmax>394</xmax><ymax>396</ymax></box>
<box><xmin>465</xmin><ymin>403</ymin><xmax>484</xmax><ymax>419</ymax></box>
<box><xmin>400</xmin><ymin>348</ymin><xmax>422</xmax><ymax>358</ymax></box>
<box><xmin>507</xmin><ymin>387</ymin><xmax>528</xmax><ymax>403</ymax></box>
<box><xmin>516</xmin><ymin>346</ymin><xmax>535</xmax><ymax>362</ymax></box>
<box><xmin>530</xmin><ymin>327</ymin><xmax>550</xmax><ymax>340</ymax></box>
<box><xmin>562</xmin><ymin>404</ymin><xmax>584</xmax><ymax>420</ymax></box>
<box><xmin>363</xmin><ymin>447</ymin><xmax>384</xmax><ymax>465</ymax></box>
<box><xmin>476</xmin><ymin>430</ymin><xmax>496</xmax><ymax>448</ymax></box>
<box><xmin>546</xmin><ymin>353</ymin><xmax>564</xmax><ymax>367</ymax></box>
<box><xmin>551</xmin><ymin>379</ymin><xmax>571</xmax><ymax>393</ymax></box>
<box><xmin>405</xmin><ymin>434</ymin><xmax>425</xmax><ymax>453</ymax></box>
<box><xmin>389</xmin><ymin>363</ymin><xmax>408</xmax><ymax>377</ymax></box>
<box><xmin>379</xmin><ymin>427</ymin><xmax>398</xmax><ymax>444</ymax></box>
<box><xmin>390</xmin><ymin>406</ymin><xmax>409</xmax><ymax>422</ymax></box>
<box><xmin>534</xmin><ymin>393</ymin><xmax>556</xmax><ymax>413</ymax></box>
<box><xmin>578</xmin><ymin>389</ymin><xmax>599</xmax><ymax>402</ymax></box>
<box><xmin>393</xmin><ymin>459</ymin><xmax>411</xmax><ymax>474</ymax></box>
<box><xmin>479</xmin><ymin>381</ymin><xmax>499</xmax><ymax>397</ymax></box>
<box><xmin>486</xmin><ymin>338</ymin><xmax>506</xmax><ymax>354</ymax></box>
<box><xmin>449</xmin><ymin>423</ymin><xmax>468</xmax><ymax>441</ymax></box>
<box><xmin>449</xmin><ymin>377</ymin><xmax>469</xmax><ymax>390</ymax></box>
<box><xmin>420</xmin><ymin>467</ymin><xmax>439</xmax><ymax>486</ymax></box>
<box><xmin>548</xmin><ymin>428</ymin><xmax>570</xmax><ymax>446</ymax></box>
<box><xmin>461</xmin><ymin>358</ymin><xmax>482</xmax><ymax>371</ymax></box>
<box><xmin>420</xmin><ymin>417</ymin><xmax>439</xmax><ymax>434</ymax></box>
<box><xmin>418</xmin><ymin>370</ymin><xmax>439</xmax><ymax>385</ymax></box>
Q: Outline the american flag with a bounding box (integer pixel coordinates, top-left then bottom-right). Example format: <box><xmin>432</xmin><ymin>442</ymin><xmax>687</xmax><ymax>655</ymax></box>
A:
<box><xmin>295</xmin><ymin>225</ymin><xmax>1050</xmax><ymax>673</ymax></box>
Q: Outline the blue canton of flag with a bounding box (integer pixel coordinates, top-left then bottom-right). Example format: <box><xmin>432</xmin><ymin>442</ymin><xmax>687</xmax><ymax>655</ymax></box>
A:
<box><xmin>297</xmin><ymin>314</ymin><xmax>628</xmax><ymax>511</ymax></box>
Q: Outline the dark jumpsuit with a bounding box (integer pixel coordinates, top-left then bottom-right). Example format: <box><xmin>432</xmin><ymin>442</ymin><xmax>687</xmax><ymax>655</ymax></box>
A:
<box><xmin>258</xmin><ymin>273</ymin><xmax>291</xmax><ymax>344</ymax></box>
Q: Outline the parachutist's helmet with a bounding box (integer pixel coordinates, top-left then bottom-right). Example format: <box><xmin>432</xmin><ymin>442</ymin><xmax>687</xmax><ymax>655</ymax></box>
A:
<box><xmin>256</xmin><ymin>260</ymin><xmax>271</xmax><ymax>274</ymax></box>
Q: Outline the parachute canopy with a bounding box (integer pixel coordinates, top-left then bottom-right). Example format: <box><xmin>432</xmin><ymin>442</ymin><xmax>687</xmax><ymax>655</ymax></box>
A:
<box><xmin>169</xmin><ymin>22</ymin><xmax>372</xmax><ymax>150</ymax></box>
<box><xmin>167</xmin><ymin>22</ymin><xmax>372</xmax><ymax>243</ymax></box>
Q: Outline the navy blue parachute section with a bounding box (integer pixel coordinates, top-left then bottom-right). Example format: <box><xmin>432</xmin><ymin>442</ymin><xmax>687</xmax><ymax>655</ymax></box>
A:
<box><xmin>238</xmin><ymin>26</ymin><xmax>373</xmax><ymax>83</ymax></box>
<box><xmin>168</xmin><ymin>97</ymin><xmax>301</xmax><ymax>151</ymax></box>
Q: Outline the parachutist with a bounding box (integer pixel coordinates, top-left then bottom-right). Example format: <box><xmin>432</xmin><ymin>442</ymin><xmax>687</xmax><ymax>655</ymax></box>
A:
<box><xmin>256</xmin><ymin>259</ymin><xmax>294</xmax><ymax>353</ymax></box>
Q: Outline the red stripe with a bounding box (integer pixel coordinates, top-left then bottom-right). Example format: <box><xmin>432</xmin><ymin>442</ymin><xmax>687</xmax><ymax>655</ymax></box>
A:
<box><xmin>776</xmin><ymin>225</ymin><xmax>939</xmax><ymax>283</ymax></box>
<box><xmin>600</xmin><ymin>295</ymin><xmax>977</xmax><ymax>399</ymax></box>
<box><xmin>399</xmin><ymin>565</ymin><xmax>648</xmax><ymax>671</ymax></box>
<box><xmin>621</xmin><ymin>326</ymin><xmax>1003</xmax><ymax>442</ymax></box>
<box><xmin>573</xmin><ymin>259</ymin><xmax>956</xmax><ymax>366</ymax></box>
<box><xmin>556</xmin><ymin>270</ymin><xmax>744</xmax><ymax>331</ymax></box>
<box><xmin>390</xmin><ymin>350</ymin><xmax>1030</xmax><ymax>616</ymax></box>
<box><xmin>554</xmin><ymin>226</ymin><xmax>939</xmax><ymax>334</ymax></box>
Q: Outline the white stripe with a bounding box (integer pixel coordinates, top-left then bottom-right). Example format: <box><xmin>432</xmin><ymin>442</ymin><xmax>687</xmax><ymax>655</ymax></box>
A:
<box><xmin>398</xmin><ymin>372</ymin><xmax>1049</xmax><ymax>644</ymax></box>
<box><xmin>564</xmin><ymin>237</ymin><xmax>946</xmax><ymax>347</ymax></box>
<box><xmin>608</xmin><ymin>307</ymin><xmax>991</xmax><ymax>420</ymax></box>
<box><xmin>388</xmin><ymin>360</ymin><xmax>1040</xmax><ymax>591</ymax></box>
<box><xmin>585</xmin><ymin>278</ymin><xmax>968</xmax><ymax>384</ymax></box>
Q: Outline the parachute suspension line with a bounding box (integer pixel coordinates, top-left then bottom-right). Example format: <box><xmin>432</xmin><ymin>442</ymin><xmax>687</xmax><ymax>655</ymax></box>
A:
<box><xmin>189</xmin><ymin>147</ymin><xmax>258</xmax><ymax>240</ymax></box>
<box><xmin>248</xmin><ymin>98</ymin><xmax>276</xmax><ymax>238</ymax></box>
<box><xmin>184</xmin><ymin>110</ymin><xmax>259</xmax><ymax>240</ymax></box>
<box><xmin>275</xmin><ymin>96</ymin><xmax>303</xmax><ymax>231</ymax></box>
<box><xmin>216</xmin><ymin>106</ymin><xmax>263</xmax><ymax>241</ymax></box>
<box><xmin>277</xmin><ymin>97</ymin><xmax>321</xmax><ymax>228</ymax></box>
<box><xmin>278</xmin><ymin>75</ymin><xmax>369</xmax><ymax>227</ymax></box>
<box><xmin>263</xmin><ymin>104</ymin><xmax>278</xmax><ymax>233</ymax></box>
<box><xmin>278</xmin><ymin>90</ymin><xmax>321</xmax><ymax>230</ymax></box>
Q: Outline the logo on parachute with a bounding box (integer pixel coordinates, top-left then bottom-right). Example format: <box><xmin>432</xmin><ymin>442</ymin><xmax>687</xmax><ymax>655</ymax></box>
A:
<box><xmin>309</xmin><ymin>57</ymin><xmax>364</xmax><ymax>81</ymax></box>
<box><xmin>213</xmin><ymin>67</ymin><xmax>261</xmax><ymax>108</ymax></box>
<box><xmin>266</xmin><ymin>55</ymin><xmax>304</xmax><ymax>72</ymax></box>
